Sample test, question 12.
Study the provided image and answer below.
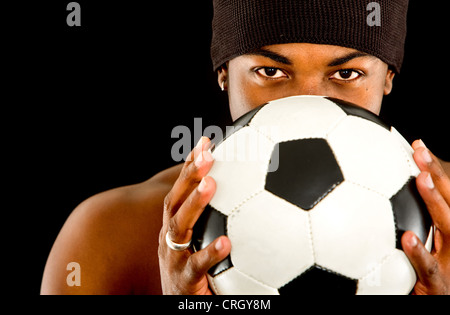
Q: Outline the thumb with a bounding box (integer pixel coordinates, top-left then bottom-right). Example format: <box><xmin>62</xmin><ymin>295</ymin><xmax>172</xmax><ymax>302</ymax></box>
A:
<box><xmin>402</xmin><ymin>231</ymin><xmax>445</xmax><ymax>294</ymax></box>
<box><xmin>186</xmin><ymin>236</ymin><xmax>231</xmax><ymax>283</ymax></box>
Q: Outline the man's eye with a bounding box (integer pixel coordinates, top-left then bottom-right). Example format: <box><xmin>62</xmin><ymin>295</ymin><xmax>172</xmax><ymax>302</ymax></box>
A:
<box><xmin>255</xmin><ymin>67</ymin><xmax>287</xmax><ymax>79</ymax></box>
<box><xmin>331</xmin><ymin>69</ymin><xmax>362</xmax><ymax>81</ymax></box>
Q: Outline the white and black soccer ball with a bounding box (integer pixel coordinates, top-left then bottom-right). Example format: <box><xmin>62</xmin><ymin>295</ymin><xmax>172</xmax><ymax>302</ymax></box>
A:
<box><xmin>193</xmin><ymin>96</ymin><xmax>433</xmax><ymax>295</ymax></box>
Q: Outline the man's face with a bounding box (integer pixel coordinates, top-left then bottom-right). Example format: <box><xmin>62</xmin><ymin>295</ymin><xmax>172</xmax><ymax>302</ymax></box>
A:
<box><xmin>219</xmin><ymin>43</ymin><xmax>395</xmax><ymax>121</ymax></box>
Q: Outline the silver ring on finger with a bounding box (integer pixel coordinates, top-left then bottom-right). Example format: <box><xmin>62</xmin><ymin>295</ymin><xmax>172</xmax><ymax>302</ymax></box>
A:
<box><xmin>165</xmin><ymin>231</ymin><xmax>192</xmax><ymax>251</ymax></box>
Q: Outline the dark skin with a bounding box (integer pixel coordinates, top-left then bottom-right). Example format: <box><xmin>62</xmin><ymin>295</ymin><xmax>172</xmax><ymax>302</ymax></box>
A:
<box><xmin>41</xmin><ymin>43</ymin><xmax>450</xmax><ymax>295</ymax></box>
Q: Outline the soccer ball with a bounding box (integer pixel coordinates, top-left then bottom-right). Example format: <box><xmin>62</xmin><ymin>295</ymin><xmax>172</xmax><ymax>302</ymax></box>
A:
<box><xmin>193</xmin><ymin>96</ymin><xmax>433</xmax><ymax>295</ymax></box>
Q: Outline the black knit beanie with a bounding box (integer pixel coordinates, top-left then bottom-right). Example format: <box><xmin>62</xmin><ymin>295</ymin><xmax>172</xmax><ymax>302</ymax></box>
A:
<box><xmin>211</xmin><ymin>0</ymin><xmax>409</xmax><ymax>73</ymax></box>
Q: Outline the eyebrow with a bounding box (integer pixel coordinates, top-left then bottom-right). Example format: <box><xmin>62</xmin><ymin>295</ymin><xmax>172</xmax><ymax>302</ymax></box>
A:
<box><xmin>247</xmin><ymin>48</ymin><xmax>293</xmax><ymax>65</ymax></box>
<box><xmin>247</xmin><ymin>48</ymin><xmax>372</xmax><ymax>68</ymax></box>
<box><xmin>327</xmin><ymin>52</ymin><xmax>371</xmax><ymax>67</ymax></box>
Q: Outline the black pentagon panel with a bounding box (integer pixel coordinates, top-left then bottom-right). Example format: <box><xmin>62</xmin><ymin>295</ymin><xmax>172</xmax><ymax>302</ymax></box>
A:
<box><xmin>265</xmin><ymin>139</ymin><xmax>344</xmax><ymax>210</ymax></box>
<box><xmin>326</xmin><ymin>97</ymin><xmax>390</xmax><ymax>131</ymax></box>
<box><xmin>279</xmin><ymin>265</ymin><xmax>358</xmax><ymax>295</ymax></box>
<box><xmin>390</xmin><ymin>178</ymin><xmax>433</xmax><ymax>249</ymax></box>
<box><xmin>193</xmin><ymin>205</ymin><xmax>233</xmax><ymax>276</ymax></box>
<box><xmin>212</xmin><ymin>104</ymin><xmax>266</xmax><ymax>153</ymax></box>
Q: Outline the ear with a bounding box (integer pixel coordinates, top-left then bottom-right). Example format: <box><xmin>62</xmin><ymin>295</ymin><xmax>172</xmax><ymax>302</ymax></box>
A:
<box><xmin>383</xmin><ymin>68</ymin><xmax>395</xmax><ymax>95</ymax></box>
<box><xmin>217</xmin><ymin>64</ymin><xmax>228</xmax><ymax>91</ymax></box>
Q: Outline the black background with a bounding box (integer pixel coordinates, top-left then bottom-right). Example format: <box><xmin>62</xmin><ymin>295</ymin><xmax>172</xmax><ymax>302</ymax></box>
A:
<box><xmin>4</xmin><ymin>1</ymin><xmax>448</xmax><ymax>294</ymax></box>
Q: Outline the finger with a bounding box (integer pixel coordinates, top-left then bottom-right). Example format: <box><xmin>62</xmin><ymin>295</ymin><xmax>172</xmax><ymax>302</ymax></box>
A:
<box><xmin>169</xmin><ymin>176</ymin><xmax>216</xmax><ymax>244</ymax></box>
<box><xmin>402</xmin><ymin>231</ymin><xmax>444</xmax><ymax>294</ymax></box>
<box><xmin>413</xmin><ymin>140</ymin><xmax>450</xmax><ymax>205</ymax></box>
<box><xmin>185</xmin><ymin>236</ymin><xmax>231</xmax><ymax>284</ymax></box>
<box><xmin>416</xmin><ymin>171</ymin><xmax>450</xmax><ymax>235</ymax></box>
<box><xmin>185</xmin><ymin>136</ymin><xmax>213</xmax><ymax>165</ymax></box>
<box><xmin>164</xmin><ymin>137</ymin><xmax>214</xmax><ymax>218</ymax></box>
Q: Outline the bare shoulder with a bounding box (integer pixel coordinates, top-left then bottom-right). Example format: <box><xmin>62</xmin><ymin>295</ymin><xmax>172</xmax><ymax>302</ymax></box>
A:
<box><xmin>41</xmin><ymin>164</ymin><xmax>183</xmax><ymax>295</ymax></box>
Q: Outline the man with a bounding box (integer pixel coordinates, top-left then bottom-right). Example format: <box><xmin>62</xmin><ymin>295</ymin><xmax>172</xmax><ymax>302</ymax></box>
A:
<box><xmin>41</xmin><ymin>0</ymin><xmax>450</xmax><ymax>295</ymax></box>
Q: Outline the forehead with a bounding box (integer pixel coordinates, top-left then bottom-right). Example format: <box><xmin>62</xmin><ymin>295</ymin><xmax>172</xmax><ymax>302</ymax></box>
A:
<box><xmin>243</xmin><ymin>43</ymin><xmax>380</xmax><ymax>67</ymax></box>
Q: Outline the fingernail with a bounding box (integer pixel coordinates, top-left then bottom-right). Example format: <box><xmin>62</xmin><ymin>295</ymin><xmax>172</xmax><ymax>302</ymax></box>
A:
<box><xmin>422</xmin><ymin>149</ymin><xmax>433</xmax><ymax>164</ymax></box>
<box><xmin>215</xmin><ymin>238</ymin><xmax>223</xmax><ymax>251</ymax></box>
<box><xmin>417</xmin><ymin>139</ymin><xmax>427</xmax><ymax>149</ymax></box>
<box><xmin>425</xmin><ymin>173</ymin><xmax>435</xmax><ymax>190</ymax></box>
<box><xmin>198</xmin><ymin>177</ymin><xmax>207</xmax><ymax>193</ymax></box>
<box><xmin>408</xmin><ymin>235</ymin><xmax>418</xmax><ymax>248</ymax></box>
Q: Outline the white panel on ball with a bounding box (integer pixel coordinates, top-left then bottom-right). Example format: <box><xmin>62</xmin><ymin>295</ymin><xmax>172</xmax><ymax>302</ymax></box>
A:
<box><xmin>390</xmin><ymin>126</ymin><xmax>421</xmax><ymax>177</ymax></box>
<box><xmin>327</xmin><ymin>115</ymin><xmax>411</xmax><ymax>198</ymax></box>
<box><xmin>209</xmin><ymin>127</ymin><xmax>275</xmax><ymax>215</ymax></box>
<box><xmin>249</xmin><ymin>96</ymin><xmax>347</xmax><ymax>143</ymax></box>
<box><xmin>209</xmin><ymin>268</ymin><xmax>279</xmax><ymax>295</ymax></box>
<box><xmin>357</xmin><ymin>249</ymin><xmax>416</xmax><ymax>295</ymax></box>
<box><xmin>310</xmin><ymin>181</ymin><xmax>396</xmax><ymax>279</ymax></box>
<box><xmin>228</xmin><ymin>190</ymin><xmax>314</xmax><ymax>289</ymax></box>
